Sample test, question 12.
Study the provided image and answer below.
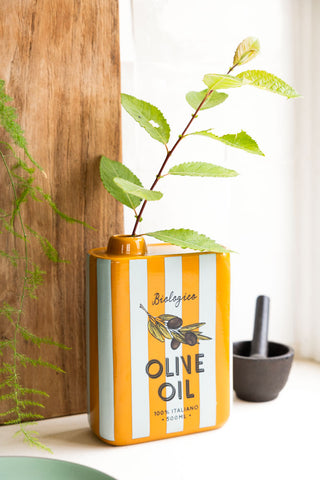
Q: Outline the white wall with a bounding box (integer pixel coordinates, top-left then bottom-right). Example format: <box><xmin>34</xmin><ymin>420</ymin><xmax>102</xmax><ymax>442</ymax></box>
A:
<box><xmin>119</xmin><ymin>0</ymin><xmax>298</xmax><ymax>349</ymax></box>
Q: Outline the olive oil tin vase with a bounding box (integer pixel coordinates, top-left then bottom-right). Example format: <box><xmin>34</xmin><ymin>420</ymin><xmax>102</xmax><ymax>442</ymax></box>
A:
<box><xmin>87</xmin><ymin>235</ymin><xmax>230</xmax><ymax>446</ymax></box>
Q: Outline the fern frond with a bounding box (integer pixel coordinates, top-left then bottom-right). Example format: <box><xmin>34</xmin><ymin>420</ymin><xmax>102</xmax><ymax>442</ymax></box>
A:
<box><xmin>0</xmin><ymin>79</ymin><xmax>74</xmax><ymax>453</ymax></box>
<box><xmin>0</xmin><ymin>392</ymin><xmax>17</xmax><ymax>401</ymax></box>
<box><xmin>0</xmin><ymin>249</ymin><xmax>20</xmax><ymax>266</ymax></box>
<box><xmin>25</xmin><ymin>265</ymin><xmax>46</xmax><ymax>299</ymax></box>
<box><xmin>0</xmin><ymin>80</ymin><xmax>43</xmax><ymax>171</ymax></box>
<box><xmin>17</xmin><ymin>400</ymin><xmax>45</xmax><ymax>409</ymax></box>
<box><xmin>0</xmin><ymin>363</ymin><xmax>15</xmax><ymax>374</ymax></box>
<box><xmin>0</xmin><ymin>81</ymin><xmax>28</xmax><ymax>150</ymax></box>
<box><xmin>16</xmin><ymin>426</ymin><xmax>53</xmax><ymax>453</ymax></box>
<box><xmin>18</xmin><ymin>326</ymin><xmax>69</xmax><ymax>350</ymax></box>
<box><xmin>16</xmin><ymin>353</ymin><xmax>65</xmax><ymax>373</ymax></box>
<box><xmin>11</xmin><ymin>158</ymin><xmax>35</xmax><ymax>174</ymax></box>
<box><xmin>25</xmin><ymin>226</ymin><xmax>68</xmax><ymax>264</ymax></box>
<box><xmin>0</xmin><ymin>374</ymin><xmax>15</xmax><ymax>389</ymax></box>
<box><xmin>3</xmin><ymin>221</ymin><xmax>25</xmax><ymax>239</ymax></box>
<box><xmin>5</xmin><ymin>412</ymin><xmax>45</xmax><ymax>423</ymax></box>
<box><xmin>17</xmin><ymin>387</ymin><xmax>49</xmax><ymax>398</ymax></box>
<box><xmin>0</xmin><ymin>407</ymin><xmax>18</xmax><ymax>417</ymax></box>
<box><xmin>18</xmin><ymin>412</ymin><xmax>45</xmax><ymax>421</ymax></box>
<box><xmin>0</xmin><ymin>338</ymin><xmax>14</xmax><ymax>353</ymax></box>
<box><xmin>0</xmin><ymin>303</ymin><xmax>18</xmax><ymax>321</ymax></box>
<box><xmin>11</xmin><ymin>183</ymin><xmax>34</xmax><ymax>222</ymax></box>
<box><xmin>35</xmin><ymin>186</ymin><xmax>94</xmax><ymax>229</ymax></box>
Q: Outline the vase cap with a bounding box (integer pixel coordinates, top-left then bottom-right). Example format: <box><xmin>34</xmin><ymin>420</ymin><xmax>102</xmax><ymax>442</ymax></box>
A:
<box><xmin>107</xmin><ymin>235</ymin><xmax>147</xmax><ymax>256</ymax></box>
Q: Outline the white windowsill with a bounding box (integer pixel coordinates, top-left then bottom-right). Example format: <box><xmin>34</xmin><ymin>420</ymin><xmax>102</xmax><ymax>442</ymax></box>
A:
<box><xmin>1</xmin><ymin>360</ymin><xmax>319</xmax><ymax>480</ymax></box>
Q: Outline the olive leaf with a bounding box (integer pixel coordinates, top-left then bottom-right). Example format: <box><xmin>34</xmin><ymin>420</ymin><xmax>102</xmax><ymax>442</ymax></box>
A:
<box><xmin>156</xmin><ymin>322</ymin><xmax>172</xmax><ymax>339</ymax></box>
<box><xmin>148</xmin><ymin>320</ymin><xmax>165</xmax><ymax>342</ymax></box>
<box><xmin>180</xmin><ymin>322</ymin><xmax>206</xmax><ymax>332</ymax></box>
<box><xmin>202</xmin><ymin>74</ymin><xmax>243</xmax><ymax>90</ymax></box>
<box><xmin>236</xmin><ymin>70</ymin><xmax>300</xmax><ymax>99</ymax></box>
<box><xmin>171</xmin><ymin>330</ymin><xmax>186</xmax><ymax>343</ymax></box>
<box><xmin>100</xmin><ymin>156</ymin><xmax>143</xmax><ymax>210</ymax></box>
<box><xmin>121</xmin><ymin>93</ymin><xmax>170</xmax><ymax>144</ymax></box>
<box><xmin>168</xmin><ymin>162</ymin><xmax>238</xmax><ymax>178</ymax></box>
<box><xmin>233</xmin><ymin>37</ymin><xmax>260</xmax><ymax>67</ymax></box>
<box><xmin>114</xmin><ymin>178</ymin><xmax>163</xmax><ymax>201</ymax></box>
<box><xmin>186</xmin><ymin>89</ymin><xmax>228</xmax><ymax>111</ymax></box>
<box><xmin>189</xmin><ymin>130</ymin><xmax>264</xmax><ymax>156</ymax></box>
<box><xmin>196</xmin><ymin>334</ymin><xmax>212</xmax><ymax>341</ymax></box>
<box><xmin>145</xmin><ymin>229</ymin><xmax>231</xmax><ymax>253</ymax></box>
<box><xmin>157</xmin><ymin>314</ymin><xmax>177</xmax><ymax>322</ymax></box>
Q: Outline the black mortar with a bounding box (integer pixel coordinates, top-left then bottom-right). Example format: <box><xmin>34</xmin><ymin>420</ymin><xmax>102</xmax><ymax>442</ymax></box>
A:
<box><xmin>233</xmin><ymin>296</ymin><xmax>294</xmax><ymax>402</ymax></box>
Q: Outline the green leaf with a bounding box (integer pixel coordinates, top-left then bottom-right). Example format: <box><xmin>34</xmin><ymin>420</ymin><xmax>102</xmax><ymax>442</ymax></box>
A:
<box><xmin>202</xmin><ymin>74</ymin><xmax>243</xmax><ymax>90</ymax></box>
<box><xmin>114</xmin><ymin>178</ymin><xmax>163</xmax><ymax>201</ymax></box>
<box><xmin>185</xmin><ymin>89</ymin><xmax>228</xmax><ymax>110</ymax></box>
<box><xmin>121</xmin><ymin>93</ymin><xmax>170</xmax><ymax>144</ymax></box>
<box><xmin>100</xmin><ymin>156</ymin><xmax>142</xmax><ymax>210</ymax></box>
<box><xmin>190</xmin><ymin>130</ymin><xmax>264</xmax><ymax>156</ymax></box>
<box><xmin>233</xmin><ymin>37</ymin><xmax>260</xmax><ymax>67</ymax></box>
<box><xmin>168</xmin><ymin>161</ymin><xmax>238</xmax><ymax>178</ymax></box>
<box><xmin>236</xmin><ymin>70</ymin><xmax>300</xmax><ymax>98</ymax></box>
<box><xmin>145</xmin><ymin>229</ymin><xmax>230</xmax><ymax>253</ymax></box>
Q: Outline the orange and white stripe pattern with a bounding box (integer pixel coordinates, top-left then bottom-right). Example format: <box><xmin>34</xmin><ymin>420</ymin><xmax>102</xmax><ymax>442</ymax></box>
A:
<box><xmin>87</xmin><ymin>248</ymin><xmax>230</xmax><ymax>445</ymax></box>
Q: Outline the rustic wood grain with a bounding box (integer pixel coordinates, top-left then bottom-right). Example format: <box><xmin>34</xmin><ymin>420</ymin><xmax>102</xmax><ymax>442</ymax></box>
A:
<box><xmin>0</xmin><ymin>0</ymin><xmax>123</xmax><ymax>419</ymax></box>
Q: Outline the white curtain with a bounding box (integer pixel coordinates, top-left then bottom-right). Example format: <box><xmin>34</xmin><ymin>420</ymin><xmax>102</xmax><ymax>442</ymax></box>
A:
<box><xmin>292</xmin><ymin>0</ymin><xmax>320</xmax><ymax>361</ymax></box>
<box><xmin>119</xmin><ymin>0</ymin><xmax>320</xmax><ymax>361</ymax></box>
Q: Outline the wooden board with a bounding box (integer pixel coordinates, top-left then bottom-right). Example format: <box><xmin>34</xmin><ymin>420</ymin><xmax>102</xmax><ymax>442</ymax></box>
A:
<box><xmin>0</xmin><ymin>0</ymin><xmax>123</xmax><ymax>419</ymax></box>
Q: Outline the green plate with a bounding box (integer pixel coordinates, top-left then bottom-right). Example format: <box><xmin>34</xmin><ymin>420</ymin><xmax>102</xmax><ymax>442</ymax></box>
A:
<box><xmin>0</xmin><ymin>457</ymin><xmax>116</xmax><ymax>479</ymax></box>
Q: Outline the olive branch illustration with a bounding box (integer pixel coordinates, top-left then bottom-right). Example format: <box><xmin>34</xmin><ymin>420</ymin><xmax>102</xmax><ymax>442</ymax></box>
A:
<box><xmin>139</xmin><ymin>304</ymin><xmax>211</xmax><ymax>350</ymax></box>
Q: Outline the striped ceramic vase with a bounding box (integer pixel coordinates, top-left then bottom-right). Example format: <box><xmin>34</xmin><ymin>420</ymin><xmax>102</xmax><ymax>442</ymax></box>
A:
<box><xmin>86</xmin><ymin>235</ymin><xmax>230</xmax><ymax>445</ymax></box>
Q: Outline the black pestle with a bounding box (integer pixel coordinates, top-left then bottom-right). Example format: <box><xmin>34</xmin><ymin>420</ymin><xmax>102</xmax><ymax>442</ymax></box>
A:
<box><xmin>233</xmin><ymin>295</ymin><xmax>294</xmax><ymax>402</ymax></box>
<box><xmin>250</xmin><ymin>295</ymin><xmax>270</xmax><ymax>358</ymax></box>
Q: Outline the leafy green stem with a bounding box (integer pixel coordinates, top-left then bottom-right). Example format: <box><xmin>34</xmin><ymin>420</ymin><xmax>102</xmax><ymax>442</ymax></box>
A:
<box><xmin>131</xmin><ymin>88</ymin><xmax>214</xmax><ymax>235</ymax></box>
<box><xmin>0</xmin><ymin>151</ymin><xmax>29</xmax><ymax>424</ymax></box>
